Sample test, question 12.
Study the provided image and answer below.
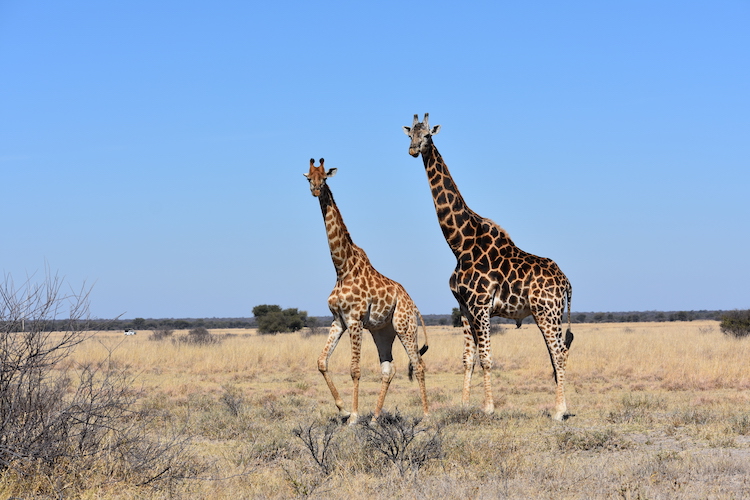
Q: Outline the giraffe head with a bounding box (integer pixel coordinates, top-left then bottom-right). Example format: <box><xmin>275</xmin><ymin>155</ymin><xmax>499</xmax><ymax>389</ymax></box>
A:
<box><xmin>304</xmin><ymin>158</ymin><xmax>337</xmax><ymax>197</ymax></box>
<box><xmin>403</xmin><ymin>113</ymin><xmax>441</xmax><ymax>157</ymax></box>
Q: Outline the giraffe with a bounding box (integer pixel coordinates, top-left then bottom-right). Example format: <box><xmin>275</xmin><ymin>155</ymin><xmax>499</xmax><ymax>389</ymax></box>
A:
<box><xmin>403</xmin><ymin>114</ymin><xmax>573</xmax><ymax>421</ymax></box>
<box><xmin>304</xmin><ymin>158</ymin><xmax>429</xmax><ymax>423</ymax></box>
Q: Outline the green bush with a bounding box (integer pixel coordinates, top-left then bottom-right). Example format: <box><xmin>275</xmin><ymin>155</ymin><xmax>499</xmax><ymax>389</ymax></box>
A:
<box><xmin>720</xmin><ymin>310</ymin><xmax>750</xmax><ymax>338</ymax></box>
<box><xmin>253</xmin><ymin>304</ymin><xmax>308</xmax><ymax>334</ymax></box>
<box><xmin>451</xmin><ymin>308</ymin><xmax>462</xmax><ymax>328</ymax></box>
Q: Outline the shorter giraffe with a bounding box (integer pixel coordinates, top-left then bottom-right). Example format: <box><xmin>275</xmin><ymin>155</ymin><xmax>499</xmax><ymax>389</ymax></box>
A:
<box><xmin>304</xmin><ymin>158</ymin><xmax>429</xmax><ymax>423</ymax></box>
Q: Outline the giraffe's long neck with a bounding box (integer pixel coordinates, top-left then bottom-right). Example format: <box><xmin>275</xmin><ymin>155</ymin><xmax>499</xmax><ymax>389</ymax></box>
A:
<box><xmin>421</xmin><ymin>140</ymin><xmax>483</xmax><ymax>257</ymax></box>
<box><xmin>317</xmin><ymin>184</ymin><xmax>366</xmax><ymax>279</ymax></box>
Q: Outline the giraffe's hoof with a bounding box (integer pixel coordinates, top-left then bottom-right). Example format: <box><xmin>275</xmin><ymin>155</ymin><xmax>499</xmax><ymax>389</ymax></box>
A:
<box><xmin>552</xmin><ymin>408</ymin><xmax>568</xmax><ymax>421</ymax></box>
<box><xmin>347</xmin><ymin>413</ymin><xmax>359</xmax><ymax>426</ymax></box>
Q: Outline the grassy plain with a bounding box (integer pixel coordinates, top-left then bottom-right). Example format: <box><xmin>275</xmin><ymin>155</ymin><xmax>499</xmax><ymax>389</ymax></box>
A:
<box><xmin>4</xmin><ymin>320</ymin><xmax>750</xmax><ymax>499</ymax></box>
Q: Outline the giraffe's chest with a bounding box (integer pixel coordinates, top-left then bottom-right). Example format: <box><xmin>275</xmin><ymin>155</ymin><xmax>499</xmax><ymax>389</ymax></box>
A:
<box><xmin>328</xmin><ymin>277</ymin><xmax>398</xmax><ymax>326</ymax></box>
<box><xmin>450</xmin><ymin>266</ymin><xmax>533</xmax><ymax>319</ymax></box>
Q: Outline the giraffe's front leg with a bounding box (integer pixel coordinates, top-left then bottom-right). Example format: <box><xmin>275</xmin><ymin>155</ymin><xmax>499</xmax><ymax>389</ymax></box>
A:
<box><xmin>460</xmin><ymin>315</ymin><xmax>476</xmax><ymax>407</ymax></box>
<box><xmin>464</xmin><ymin>310</ymin><xmax>494</xmax><ymax>414</ymax></box>
<box><xmin>317</xmin><ymin>320</ymin><xmax>349</xmax><ymax>419</ymax></box>
<box><xmin>348</xmin><ymin>322</ymin><xmax>364</xmax><ymax>425</ymax></box>
<box><xmin>476</xmin><ymin>328</ymin><xmax>495</xmax><ymax>414</ymax></box>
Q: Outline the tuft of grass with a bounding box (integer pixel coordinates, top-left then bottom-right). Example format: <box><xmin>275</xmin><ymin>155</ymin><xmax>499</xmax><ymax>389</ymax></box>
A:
<box><xmin>555</xmin><ymin>427</ymin><xmax>631</xmax><ymax>451</ymax></box>
<box><xmin>728</xmin><ymin>414</ymin><xmax>750</xmax><ymax>435</ymax></box>
<box><xmin>606</xmin><ymin>393</ymin><xmax>666</xmax><ymax>424</ymax></box>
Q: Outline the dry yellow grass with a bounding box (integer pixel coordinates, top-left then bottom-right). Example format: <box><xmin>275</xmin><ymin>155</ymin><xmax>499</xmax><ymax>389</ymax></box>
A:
<box><xmin>4</xmin><ymin>320</ymin><xmax>750</xmax><ymax>499</ymax></box>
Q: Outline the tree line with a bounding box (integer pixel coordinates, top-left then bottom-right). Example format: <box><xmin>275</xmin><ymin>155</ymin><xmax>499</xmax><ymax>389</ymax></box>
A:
<box><xmin>2</xmin><ymin>307</ymin><xmax>731</xmax><ymax>335</ymax></box>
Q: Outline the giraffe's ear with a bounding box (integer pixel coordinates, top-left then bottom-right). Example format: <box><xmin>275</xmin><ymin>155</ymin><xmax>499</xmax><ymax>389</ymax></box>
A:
<box><xmin>326</xmin><ymin>168</ymin><xmax>337</xmax><ymax>178</ymax></box>
<box><xmin>431</xmin><ymin>124</ymin><xmax>441</xmax><ymax>135</ymax></box>
<box><xmin>303</xmin><ymin>172</ymin><xmax>310</xmax><ymax>179</ymax></box>
<box><xmin>402</xmin><ymin>126</ymin><xmax>412</xmax><ymax>136</ymax></box>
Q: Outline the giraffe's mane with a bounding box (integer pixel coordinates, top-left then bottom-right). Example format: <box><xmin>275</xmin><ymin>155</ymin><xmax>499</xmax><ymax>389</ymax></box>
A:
<box><xmin>484</xmin><ymin>217</ymin><xmax>511</xmax><ymax>239</ymax></box>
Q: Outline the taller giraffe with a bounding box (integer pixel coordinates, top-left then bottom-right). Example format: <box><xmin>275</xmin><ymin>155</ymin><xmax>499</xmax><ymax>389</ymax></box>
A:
<box><xmin>403</xmin><ymin>114</ymin><xmax>573</xmax><ymax>421</ymax></box>
<box><xmin>304</xmin><ymin>158</ymin><xmax>429</xmax><ymax>423</ymax></box>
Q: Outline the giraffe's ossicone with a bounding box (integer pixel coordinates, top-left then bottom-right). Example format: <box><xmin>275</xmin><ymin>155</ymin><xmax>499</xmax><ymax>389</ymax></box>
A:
<box><xmin>305</xmin><ymin>158</ymin><xmax>429</xmax><ymax>424</ymax></box>
<box><xmin>403</xmin><ymin>115</ymin><xmax>573</xmax><ymax>421</ymax></box>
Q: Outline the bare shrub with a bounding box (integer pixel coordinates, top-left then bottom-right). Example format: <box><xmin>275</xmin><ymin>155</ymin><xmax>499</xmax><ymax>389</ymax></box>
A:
<box><xmin>292</xmin><ymin>418</ymin><xmax>340</xmax><ymax>476</ymax></box>
<box><xmin>220</xmin><ymin>385</ymin><xmax>245</xmax><ymax>417</ymax></box>
<box><xmin>357</xmin><ymin>410</ymin><xmax>443</xmax><ymax>476</ymax></box>
<box><xmin>0</xmin><ymin>270</ymin><xmax>199</xmax><ymax>495</ymax></box>
<box><xmin>149</xmin><ymin>327</ymin><xmax>174</xmax><ymax>341</ymax></box>
<box><xmin>178</xmin><ymin>326</ymin><xmax>220</xmax><ymax>345</ymax></box>
<box><xmin>489</xmin><ymin>323</ymin><xmax>506</xmax><ymax>336</ymax></box>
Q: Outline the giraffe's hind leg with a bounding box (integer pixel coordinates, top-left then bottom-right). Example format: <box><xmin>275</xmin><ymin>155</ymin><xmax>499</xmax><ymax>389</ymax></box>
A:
<box><xmin>371</xmin><ymin>326</ymin><xmax>398</xmax><ymax>421</ymax></box>
<box><xmin>394</xmin><ymin>308</ymin><xmax>429</xmax><ymax>417</ymax></box>
<box><xmin>534</xmin><ymin>312</ymin><xmax>571</xmax><ymax>421</ymax></box>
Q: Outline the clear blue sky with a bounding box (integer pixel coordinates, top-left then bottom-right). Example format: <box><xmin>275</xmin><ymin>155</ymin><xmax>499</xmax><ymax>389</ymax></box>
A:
<box><xmin>2</xmin><ymin>1</ymin><xmax>748</xmax><ymax>319</ymax></box>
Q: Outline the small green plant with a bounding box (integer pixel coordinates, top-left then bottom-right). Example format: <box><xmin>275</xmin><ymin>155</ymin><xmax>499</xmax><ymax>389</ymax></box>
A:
<box><xmin>719</xmin><ymin>310</ymin><xmax>750</xmax><ymax>338</ymax></box>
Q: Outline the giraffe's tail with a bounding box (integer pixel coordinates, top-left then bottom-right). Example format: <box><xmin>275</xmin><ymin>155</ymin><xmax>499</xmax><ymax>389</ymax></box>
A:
<box><xmin>564</xmin><ymin>281</ymin><xmax>574</xmax><ymax>350</ymax></box>
<box><xmin>408</xmin><ymin>306</ymin><xmax>429</xmax><ymax>381</ymax></box>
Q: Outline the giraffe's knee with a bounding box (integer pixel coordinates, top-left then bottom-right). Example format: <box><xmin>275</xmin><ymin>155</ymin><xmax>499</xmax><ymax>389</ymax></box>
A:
<box><xmin>317</xmin><ymin>356</ymin><xmax>328</xmax><ymax>374</ymax></box>
<box><xmin>380</xmin><ymin>361</ymin><xmax>395</xmax><ymax>382</ymax></box>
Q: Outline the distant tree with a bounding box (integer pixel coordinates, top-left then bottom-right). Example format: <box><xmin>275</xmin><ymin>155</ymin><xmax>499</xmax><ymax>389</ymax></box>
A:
<box><xmin>575</xmin><ymin>313</ymin><xmax>587</xmax><ymax>323</ymax></box>
<box><xmin>305</xmin><ymin>316</ymin><xmax>325</xmax><ymax>337</ymax></box>
<box><xmin>132</xmin><ymin>317</ymin><xmax>146</xmax><ymax>329</ymax></box>
<box><xmin>252</xmin><ymin>304</ymin><xmax>282</xmax><ymax>318</ymax></box>
<box><xmin>253</xmin><ymin>305</ymin><xmax>308</xmax><ymax>334</ymax></box>
<box><xmin>451</xmin><ymin>308</ymin><xmax>462</xmax><ymax>328</ymax></box>
<box><xmin>671</xmin><ymin>311</ymin><xmax>689</xmax><ymax>322</ymax></box>
<box><xmin>174</xmin><ymin>319</ymin><xmax>191</xmax><ymax>330</ymax></box>
<box><xmin>283</xmin><ymin>308</ymin><xmax>307</xmax><ymax>332</ymax></box>
<box><xmin>720</xmin><ymin>310</ymin><xmax>750</xmax><ymax>338</ymax></box>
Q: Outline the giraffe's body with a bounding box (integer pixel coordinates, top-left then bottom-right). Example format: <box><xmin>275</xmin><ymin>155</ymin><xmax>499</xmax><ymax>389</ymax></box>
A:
<box><xmin>305</xmin><ymin>159</ymin><xmax>429</xmax><ymax>423</ymax></box>
<box><xmin>403</xmin><ymin>115</ymin><xmax>573</xmax><ymax>420</ymax></box>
